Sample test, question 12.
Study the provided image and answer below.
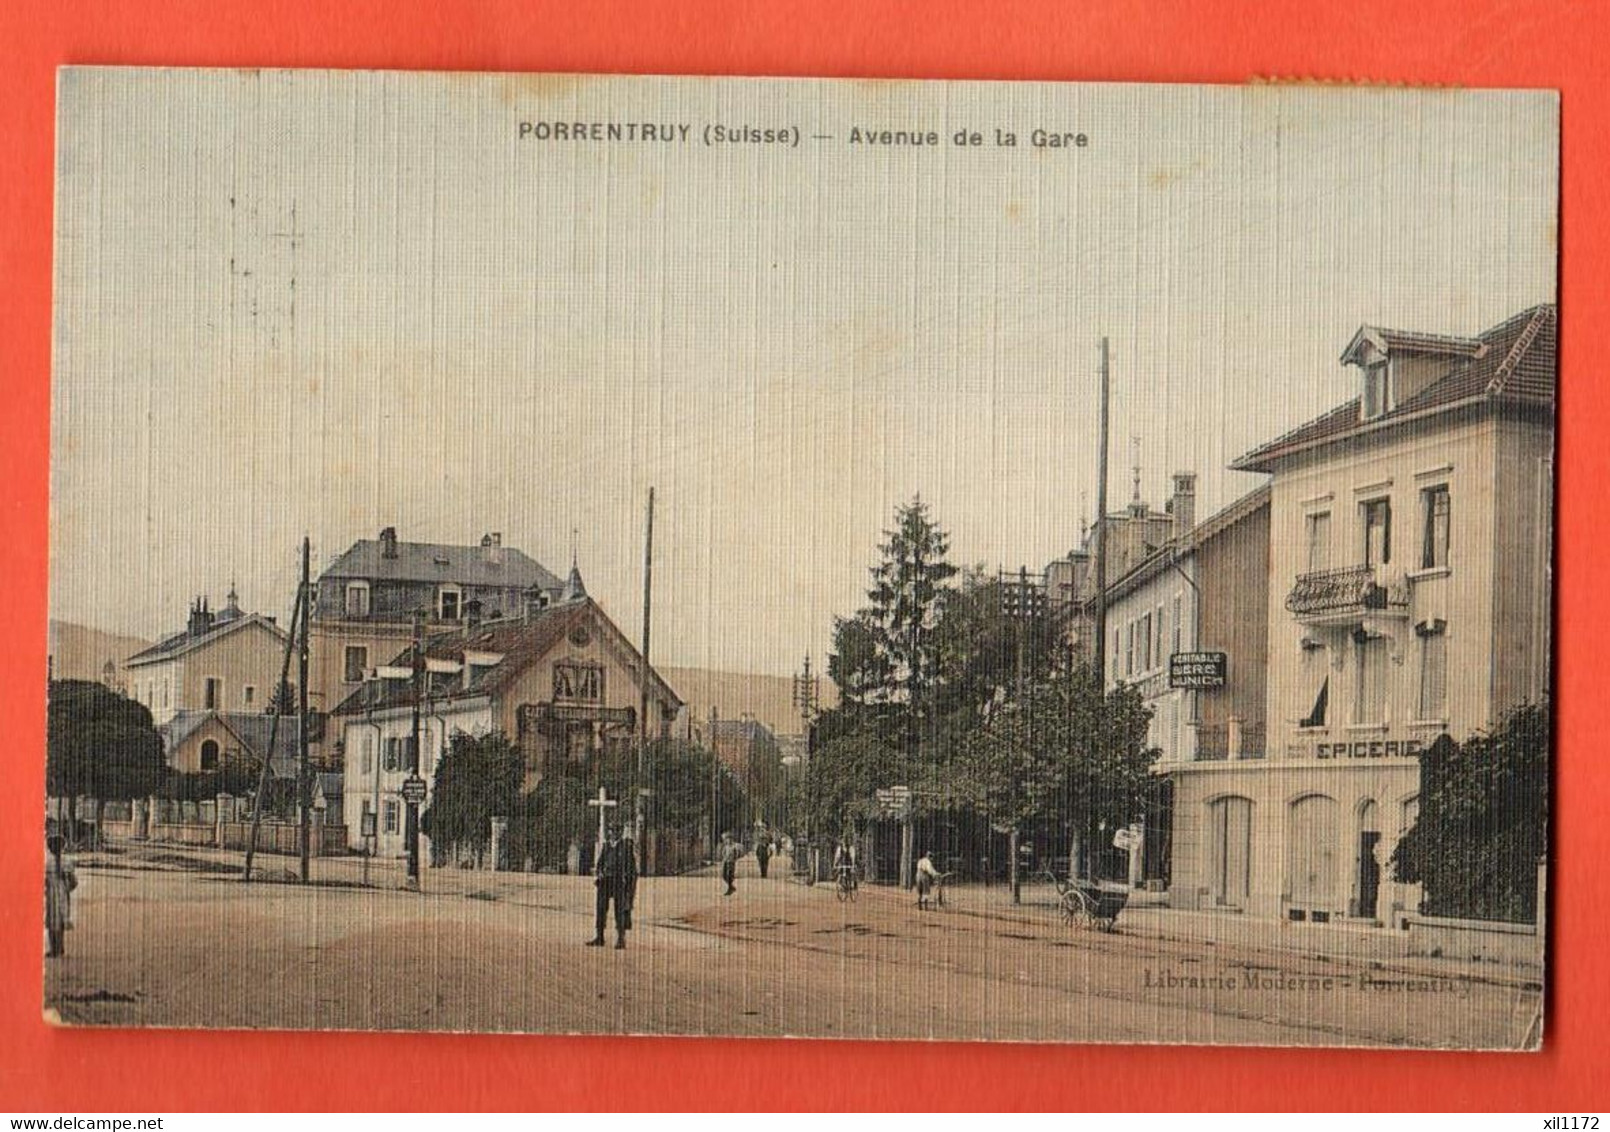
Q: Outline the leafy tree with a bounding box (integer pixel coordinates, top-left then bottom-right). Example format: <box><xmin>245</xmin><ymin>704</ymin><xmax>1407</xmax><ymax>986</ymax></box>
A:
<box><xmin>47</xmin><ymin>680</ymin><xmax>166</xmax><ymax>846</ymax></box>
<box><xmin>265</xmin><ymin>679</ymin><xmax>297</xmax><ymax>715</ymax></box>
<box><xmin>800</xmin><ymin>731</ymin><xmax>903</xmax><ymax>839</ymax></box>
<box><xmin>421</xmin><ymin>730</ymin><xmax>524</xmax><ymax>868</ymax></box>
<box><xmin>1391</xmin><ymin>702</ymin><xmax>1549</xmax><ymax>923</ymax></box>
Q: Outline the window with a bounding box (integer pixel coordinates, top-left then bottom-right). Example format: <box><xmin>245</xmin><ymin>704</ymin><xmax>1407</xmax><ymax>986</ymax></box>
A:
<box><xmin>204</xmin><ymin>677</ymin><xmax>221</xmax><ymax>710</ymax></box>
<box><xmin>1418</xmin><ymin>625</ymin><xmax>1448</xmax><ymax>719</ymax></box>
<box><xmin>1125</xmin><ymin>622</ymin><xmax>1135</xmax><ymax>677</ymax></box>
<box><xmin>384</xmin><ymin>737</ymin><xmax>401</xmax><ymax>772</ymax></box>
<box><xmin>438</xmin><ymin>586</ymin><xmax>462</xmax><ymax>621</ymax></box>
<box><xmin>345</xmin><ymin>581</ymin><xmax>371</xmax><ymax>617</ymax></box>
<box><xmin>383</xmin><ymin>799</ymin><xmax>399</xmax><ymax>834</ymax></box>
<box><xmin>1301</xmin><ymin>675</ymin><xmax>1329</xmax><ymax>729</ymax></box>
<box><xmin>243</xmin><ymin>685</ymin><xmax>255</xmax><ymax>708</ymax></box>
<box><xmin>344</xmin><ymin>645</ymin><xmax>368</xmax><ymax>684</ymax></box>
<box><xmin>1172</xmin><ymin>594</ymin><xmax>1183</xmax><ymax>654</ymax></box>
<box><xmin>1353</xmin><ymin>633</ymin><xmax>1389</xmax><ymax>725</ymax></box>
<box><xmin>361</xmin><ymin>734</ymin><xmax>373</xmax><ymax>776</ymax></box>
<box><xmin>1139</xmin><ymin>613</ymin><xmax>1153</xmax><ymax>672</ymax></box>
<box><xmin>1363</xmin><ymin>362</ymin><xmax>1390</xmax><ymax>419</ymax></box>
<box><xmin>1154</xmin><ymin>605</ymin><xmax>1165</xmax><ymax>669</ymax></box>
<box><xmin>1421</xmin><ymin>485</ymin><xmax>1451</xmax><ymax>570</ymax></box>
<box><xmin>200</xmin><ymin>739</ymin><xmax>220</xmax><ymax>771</ymax></box>
<box><xmin>1305</xmin><ymin>512</ymin><xmax>1332</xmax><ymax>572</ymax></box>
<box><xmin>554</xmin><ymin>661</ymin><xmax>605</xmax><ymax>702</ymax></box>
<box><xmin>1362</xmin><ymin>499</ymin><xmax>1392</xmax><ymax>568</ymax></box>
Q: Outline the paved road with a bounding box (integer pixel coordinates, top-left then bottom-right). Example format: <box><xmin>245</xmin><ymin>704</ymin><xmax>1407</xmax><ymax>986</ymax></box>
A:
<box><xmin>41</xmin><ymin>848</ymin><xmax>1540</xmax><ymax>1047</ymax></box>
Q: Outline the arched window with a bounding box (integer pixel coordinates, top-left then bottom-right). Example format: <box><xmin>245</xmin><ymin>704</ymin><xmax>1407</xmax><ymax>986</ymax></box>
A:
<box><xmin>1286</xmin><ymin>793</ymin><xmax>1341</xmax><ymax>920</ymax></box>
<box><xmin>200</xmin><ymin>739</ymin><xmax>220</xmax><ymax>771</ymax></box>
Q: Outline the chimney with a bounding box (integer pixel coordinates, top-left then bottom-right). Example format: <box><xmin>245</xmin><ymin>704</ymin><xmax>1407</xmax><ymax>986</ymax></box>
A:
<box><xmin>481</xmin><ymin>532</ymin><xmax>503</xmax><ymax>564</ymax></box>
<box><xmin>380</xmin><ymin>527</ymin><xmax>398</xmax><ymax>559</ymax></box>
<box><xmin>187</xmin><ymin>596</ymin><xmax>215</xmax><ymax>638</ymax></box>
<box><xmin>1170</xmin><ymin>472</ymin><xmax>1197</xmax><ymax>541</ymax></box>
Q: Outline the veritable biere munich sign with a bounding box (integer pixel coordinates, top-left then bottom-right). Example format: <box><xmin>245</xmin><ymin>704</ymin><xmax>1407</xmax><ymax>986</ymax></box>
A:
<box><xmin>1169</xmin><ymin>651</ymin><xmax>1227</xmax><ymax>689</ymax></box>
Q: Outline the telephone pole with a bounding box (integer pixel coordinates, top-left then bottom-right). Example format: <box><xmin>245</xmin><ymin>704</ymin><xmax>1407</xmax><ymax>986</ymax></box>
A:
<box><xmin>406</xmin><ymin>610</ymin><xmax>424</xmax><ymax>890</ymax></box>
<box><xmin>1092</xmin><ymin>337</ymin><xmax>1111</xmax><ymax>682</ymax></box>
<box><xmin>297</xmin><ymin>536</ymin><xmax>312</xmax><ymax>883</ymax></box>
<box><xmin>637</xmin><ymin>487</ymin><xmax>655</xmax><ymax>863</ymax></box>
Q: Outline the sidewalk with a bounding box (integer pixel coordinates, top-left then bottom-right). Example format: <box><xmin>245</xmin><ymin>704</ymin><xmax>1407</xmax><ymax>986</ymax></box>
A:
<box><xmin>933</xmin><ymin>877</ymin><xmax>1543</xmax><ymax>988</ymax></box>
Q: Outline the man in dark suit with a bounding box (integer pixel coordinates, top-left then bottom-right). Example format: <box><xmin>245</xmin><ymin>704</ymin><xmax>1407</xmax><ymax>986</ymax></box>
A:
<box><xmin>588</xmin><ymin>822</ymin><xmax>637</xmax><ymax>950</ymax></box>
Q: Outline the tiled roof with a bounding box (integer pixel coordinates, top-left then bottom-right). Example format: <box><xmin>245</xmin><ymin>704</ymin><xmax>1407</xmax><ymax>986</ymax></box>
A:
<box><xmin>125</xmin><ymin>614</ymin><xmax>287</xmax><ymax>667</ymax></box>
<box><xmin>161</xmin><ymin>709</ymin><xmax>301</xmax><ymax>777</ymax></box>
<box><xmin>1233</xmin><ymin>304</ymin><xmax>1556</xmax><ymax>473</ymax></box>
<box><xmin>331</xmin><ymin>597</ymin><xmax>681</xmax><ymax>716</ymax></box>
<box><xmin>320</xmin><ymin>537</ymin><xmax>563</xmax><ymax>592</ymax></box>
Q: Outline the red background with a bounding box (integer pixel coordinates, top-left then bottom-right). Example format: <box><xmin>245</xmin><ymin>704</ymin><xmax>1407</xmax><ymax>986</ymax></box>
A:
<box><xmin>1</xmin><ymin>0</ymin><xmax>1604</xmax><ymax>1112</ymax></box>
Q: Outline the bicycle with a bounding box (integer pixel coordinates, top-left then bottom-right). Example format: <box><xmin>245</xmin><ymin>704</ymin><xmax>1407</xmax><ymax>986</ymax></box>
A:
<box><xmin>833</xmin><ymin>864</ymin><xmax>858</xmax><ymax>903</ymax></box>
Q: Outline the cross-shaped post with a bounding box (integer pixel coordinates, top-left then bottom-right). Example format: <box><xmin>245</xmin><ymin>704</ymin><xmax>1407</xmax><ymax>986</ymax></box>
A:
<box><xmin>587</xmin><ymin>786</ymin><xmax>617</xmax><ymax>849</ymax></box>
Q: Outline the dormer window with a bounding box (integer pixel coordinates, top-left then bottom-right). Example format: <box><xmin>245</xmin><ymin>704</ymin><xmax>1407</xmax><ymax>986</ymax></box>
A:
<box><xmin>1362</xmin><ymin>361</ymin><xmax>1391</xmax><ymax>420</ymax></box>
<box><xmin>345</xmin><ymin>581</ymin><xmax>371</xmax><ymax>617</ymax></box>
<box><xmin>438</xmin><ymin>585</ymin><xmax>462</xmax><ymax>621</ymax></box>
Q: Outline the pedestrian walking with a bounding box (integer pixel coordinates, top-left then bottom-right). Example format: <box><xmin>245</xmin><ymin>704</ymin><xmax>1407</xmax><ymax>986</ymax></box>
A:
<box><xmin>719</xmin><ymin>831</ymin><xmax>742</xmax><ymax>896</ymax></box>
<box><xmin>915</xmin><ymin>850</ymin><xmax>941</xmax><ymax>910</ymax></box>
<box><xmin>755</xmin><ymin>836</ymin><xmax>772</xmax><ymax>879</ymax></box>
<box><xmin>44</xmin><ymin>833</ymin><xmax>77</xmax><ymax>958</ymax></box>
<box><xmin>587</xmin><ymin>823</ymin><xmax>637</xmax><ymax>950</ymax></box>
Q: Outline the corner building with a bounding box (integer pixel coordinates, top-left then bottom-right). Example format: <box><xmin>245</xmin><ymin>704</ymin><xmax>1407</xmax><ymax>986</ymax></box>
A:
<box><xmin>1210</xmin><ymin>305</ymin><xmax>1553</xmax><ymax>925</ymax></box>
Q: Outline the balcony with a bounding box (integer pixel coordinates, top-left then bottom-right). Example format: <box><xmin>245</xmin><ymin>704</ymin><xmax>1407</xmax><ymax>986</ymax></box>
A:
<box><xmin>1285</xmin><ymin>564</ymin><xmax>1407</xmax><ymax>626</ymax></box>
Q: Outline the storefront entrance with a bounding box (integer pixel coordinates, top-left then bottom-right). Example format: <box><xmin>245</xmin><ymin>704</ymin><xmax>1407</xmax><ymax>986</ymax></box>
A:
<box><xmin>1356</xmin><ymin>799</ymin><xmax>1381</xmax><ymax>919</ymax></box>
<box><xmin>1286</xmin><ymin>793</ymin><xmax>1340</xmax><ymax>921</ymax></box>
<box><xmin>1207</xmin><ymin>795</ymin><xmax>1251</xmax><ymax>908</ymax></box>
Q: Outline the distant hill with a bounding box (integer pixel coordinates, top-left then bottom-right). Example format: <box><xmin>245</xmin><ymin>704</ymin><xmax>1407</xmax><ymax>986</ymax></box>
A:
<box><xmin>659</xmin><ymin>665</ymin><xmax>838</xmax><ymax>737</ymax></box>
<box><xmin>47</xmin><ymin>620</ymin><xmax>152</xmax><ymax>683</ymax></box>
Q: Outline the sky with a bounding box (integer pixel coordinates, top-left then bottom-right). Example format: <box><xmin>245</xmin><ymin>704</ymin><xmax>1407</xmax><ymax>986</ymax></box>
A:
<box><xmin>50</xmin><ymin>71</ymin><xmax>1558</xmax><ymax>676</ymax></box>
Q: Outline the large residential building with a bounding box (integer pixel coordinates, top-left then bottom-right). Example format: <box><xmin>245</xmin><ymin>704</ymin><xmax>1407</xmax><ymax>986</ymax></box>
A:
<box><xmin>1205</xmin><ymin>303</ymin><xmax>1555</xmax><ymax>926</ymax></box>
<box><xmin>122</xmin><ymin>590</ymin><xmax>289</xmax><ymax>725</ymax></box>
<box><xmin>1103</xmin><ymin>481</ymin><xmax>1271</xmax><ymax>892</ymax></box>
<box><xmin>308</xmin><ymin>527</ymin><xmax>566</xmax><ymax>721</ymax></box>
<box><xmin>332</xmin><ymin>579</ymin><xmax>681</xmax><ymax>863</ymax></box>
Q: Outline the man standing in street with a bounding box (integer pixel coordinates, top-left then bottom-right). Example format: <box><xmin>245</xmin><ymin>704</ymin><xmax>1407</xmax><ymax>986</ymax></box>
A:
<box><xmin>588</xmin><ymin>822</ymin><xmax>636</xmax><ymax>950</ymax></box>
<box><xmin>719</xmin><ymin>831</ymin><xmax>742</xmax><ymax>896</ymax></box>
<box><xmin>755</xmin><ymin>833</ymin><xmax>772</xmax><ymax>879</ymax></box>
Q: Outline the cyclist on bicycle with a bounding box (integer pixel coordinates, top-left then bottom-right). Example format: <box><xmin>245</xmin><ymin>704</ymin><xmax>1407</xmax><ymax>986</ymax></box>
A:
<box><xmin>832</xmin><ymin>836</ymin><xmax>858</xmax><ymax>892</ymax></box>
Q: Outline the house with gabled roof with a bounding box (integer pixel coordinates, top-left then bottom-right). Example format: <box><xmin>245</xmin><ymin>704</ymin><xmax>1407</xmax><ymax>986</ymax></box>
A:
<box><xmin>161</xmin><ymin>708</ymin><xmax>301</xmax><ymax>779</ymax></box>
<box><xmin>123</xmin><ymin>588</ymin><xmax>289</xmax><ymax>725</ymax></box>
<box><xmin>1193</xmin><ymin>303</ymin><xmax>1555</xmax><ymax>927</ymax></box>
<box><xmin>307</xmin><ymin>526</ymin><xmax>566</xmax><ymax>725</ymax></box>
<box><xmin>331</xmin><ymin>574</ymin><xmax>682</xmax><ymax>861</ymax></box>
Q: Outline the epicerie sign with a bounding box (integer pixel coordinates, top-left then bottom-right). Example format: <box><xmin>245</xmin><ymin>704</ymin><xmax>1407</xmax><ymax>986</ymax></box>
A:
<box><xmin>1316</xmin><ymin>739</ymin><xmax>1424</xmax><ymax>760</ymax></box>
<box><xmin>1169</xmin><ymin>651</ymin><xmax>1227</xmax><ymax>688</ymax></box>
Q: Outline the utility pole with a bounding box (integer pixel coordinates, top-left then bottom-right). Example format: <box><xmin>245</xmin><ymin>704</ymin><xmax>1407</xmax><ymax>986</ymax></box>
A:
<box><xmin>1093</xmin><ymin>336</ymin><xmax>1111</xmax><ymax>683</ymax></box>
<box><xmin>708</xmin><ymin>704</ymin><xmax>719</xmax><ymax>859</ymax></box>
<box><xmin>637</xmin><ymin>486</ymin><xmax>655</xmax><ymax>865</ymax></box>
<box><xmin>406</xmin><ymin>610</ymin><xmax>424</xmax><ymax>891</ymax></box>
<box><xmin>297</xmin><ymin>536</ymin><xmax>312</xmax><ymax>883</ymax></box>
<box><xmin>244</xmin><ymin>580</ymin><xmax>303</xmax><ymax>883</ymax></box>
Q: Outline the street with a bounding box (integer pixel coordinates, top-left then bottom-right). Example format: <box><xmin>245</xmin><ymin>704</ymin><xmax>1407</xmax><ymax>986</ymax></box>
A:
<box><xmin>42</xmin><ymin>847</ymin><xmax>1540</xmax><ymax>1047</ymax></box>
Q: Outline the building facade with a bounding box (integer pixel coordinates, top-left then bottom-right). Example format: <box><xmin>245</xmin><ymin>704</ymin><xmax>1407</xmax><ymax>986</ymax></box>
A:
<box><xmin>334</xmin><ymin>585</ymin><xmax>682</xmax><ymax>861</ymax></box>
<box><xmin>122</xmin><ymin>590</ymin><xmax>290</xmax><ymax>726</ymax></box>
<box><xmin>1103</xmin><ymin>481</ymin><xmax>1271</xmax><ymax>893</ymax></box>
<box><xmin>308</xmin><ymin>527</ymin><xmax>566</xmax><ymax>721</ymax></box>
<box><xmin>1202</xmin><ymin>304</ymin><xmax>1555</xmax><ymax>925</ymax></box>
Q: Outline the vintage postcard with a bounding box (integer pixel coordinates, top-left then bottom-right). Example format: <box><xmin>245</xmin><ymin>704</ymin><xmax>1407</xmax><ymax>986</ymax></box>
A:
<box><xmin>45</xmin><ymin>69</ymin><xmax>1556</xmax><ymax>1048</ymax></box>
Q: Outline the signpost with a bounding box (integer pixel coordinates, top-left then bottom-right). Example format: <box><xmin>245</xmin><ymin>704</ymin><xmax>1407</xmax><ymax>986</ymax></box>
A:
<box><xmin>1169</xmin><ymin>651</ymin><xmax>1228</xmax><ymax>688</ymax></box>
<box><xmin>400</xmin><ymin>776</ymin><xmax>428</xmax><ymax>806</ymax></box>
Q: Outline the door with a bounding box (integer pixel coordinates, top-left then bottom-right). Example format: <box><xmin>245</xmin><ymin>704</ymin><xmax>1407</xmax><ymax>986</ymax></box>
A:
<box><xmin>1208</xmin><ymin>796</ymin><xmax>1252</xmax><ymax>908</ymax></box>
<box><xmin>1357</xmin><ymin>799</ymin><xmax>1382</xmax><ymax>919</ymax></box>
<box><xmin>1287</xmin><ymin>794</ymin><xmax>1340</xmax><ymax>919</ymax></box>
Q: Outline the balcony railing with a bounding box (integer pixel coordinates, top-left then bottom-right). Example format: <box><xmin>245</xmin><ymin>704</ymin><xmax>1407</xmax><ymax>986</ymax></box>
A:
<box><xmin>1285</xmin><ymin>564</ymin><xmax>1401</xmax><ymax>620</ymax></box>
<box><xmin>1193</xmin><ymin>721</ymin><xmax>1266</xmax><ymax>761</ymax></box>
